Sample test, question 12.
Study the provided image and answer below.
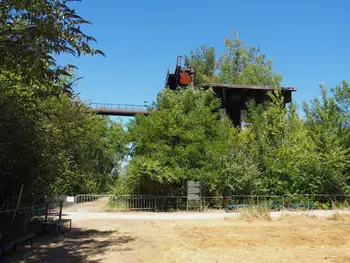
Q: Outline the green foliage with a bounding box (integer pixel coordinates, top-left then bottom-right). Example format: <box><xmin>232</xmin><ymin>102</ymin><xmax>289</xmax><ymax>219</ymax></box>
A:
<box><xmin>39</xmin><ymin>96</ymin><xmax>128</xmax><ymax>195</ymax></box>
<box><xmin>303</xmin><ymin>82</ymin><xmax>350</xmax><ymax>194</ymax></box>
<box><xmin>0</xmin><ymin>0</ymin><xmax>127</xmax><ymax>208</ymax></box>
<box><xmin>184</xmin><ymin>30</ymin><xmax>282</xmax><ymax>86</ymax></box>
<box><xmin>119</xmin><ymin>31</ymin><xmax>349</xmax><ymax>198</ymax></box>
<box><xmin>119</xmin><ymin>81</ymin><xmax>350</xmax><ymax>197</ymax></box>
<box><xmin>0</xmin><ymin>82</ymin><xmax>128</xmax><ymax>202</ymax></box>
<box><xmin>184</xmin><ymin>46</ymin><xmax>217</xmax><ymax>84</ymax></box>
<box><xmin>2</xmin><ymin>3</ymin><xmax>349</xmax><ymax>207</ymax></box>
<box><xmin>213</xmin><ymin>127</ymin><xmax>262</xmax><ymax>195</ymax></box>
<box><xmin>245</xmin><ymin>90</ymin><xmax>321</xmax><ymax>195</ymax></box>
<box><xmin>115</xmin><ymin>88</ymin><xmax>232</xmax><ymax>195</ymax></box>
<box><xmin>314</xmin><ymin>201</ymin><xmax>331</xmax><ymax>210</ymax></box>
<box><xmin>0</xmin><ymin>0</ymin><xmax>104</xmax><ymax>95</ymax></box>
<box><xmin>335</xmin><ymin>199</ymin><xmax>349</xmax><ymax>209</ymax></box>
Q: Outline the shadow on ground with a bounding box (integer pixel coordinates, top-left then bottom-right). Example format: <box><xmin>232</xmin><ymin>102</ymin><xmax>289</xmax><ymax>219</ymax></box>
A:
<box><xmin>7</xmin><ymin>227</ymin><xmax>135</xmax><ymax>263</ymax></box>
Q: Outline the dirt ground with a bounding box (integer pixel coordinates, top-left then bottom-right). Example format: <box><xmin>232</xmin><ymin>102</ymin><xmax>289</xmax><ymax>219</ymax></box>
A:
<box><xmin>7</xmin><ymin>213</ymin><xmax>350</xmax><ymax>263</ymax></box>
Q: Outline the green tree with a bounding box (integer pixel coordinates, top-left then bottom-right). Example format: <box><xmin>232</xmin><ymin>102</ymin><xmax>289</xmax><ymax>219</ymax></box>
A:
<box><xmin>184</xmin><ymin>30</ymin><xmax>282</xmax><ymax>86</ymax></box>
<box><xmin>303</xmin><ymin>83</ymin><xmax>350</xmax><ymax>194</ymax></box>
<box><xmin>333</xmin><ymin>81</ymin><xmax>350</xmax><ymax>148</ymax></box>
<box><xmin>238</xmin><ymin>89</ymin><xmax>321</xmax><ymax>195</ymax></box>
<box><xmin>0</xmin><ymin>0</ymin><xmax>128</xmax><ymax>204</ymax></box>
<box><xmin>184</xmin><ymin>46</ymin><xmax>217</xmax><ymax>84</ymax></box>
<box><xmin>0</xmin><ymin>81</ymin><xmax>129</xmax><ymax>203</ymax></box>
<box><xmin>116</xmin><ymin>88</ymin><xmax>232</xmax><ymax>195</ymax></box>
<box><xmin>218</xmin><ymin>31</ymin><xmax>282</xmax><ymax>86</ymax></box>
<box><xmin>37</xmin><ymin>95</ymin><xmax>128</xmax><ymax>195</ymax></box>
<box><xmin>213</xmin><ymin>127</ymin><xmax>262</xmax><ymax>195</ymax></box>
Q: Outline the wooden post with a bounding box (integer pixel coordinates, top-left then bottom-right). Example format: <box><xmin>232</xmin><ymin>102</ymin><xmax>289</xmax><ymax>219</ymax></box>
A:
<box><xmin>1</xmin><ymin>244</ymin><xmax>5</xmax><ymax>263</ymax></box>
<box><xmin>59</xmin><ymin>201</ymin><xmax>63</xmax><ymax>220</ymax></box>
<box><xmin>24</xmin><ymin>209</ymin><xmax>27</xmax><ymax>235</ymax></box>
<box><xmin>44</xmin><ymin>203</ymin><xmax>48</xmax><ymax>223</ymax></box>
<box><xmin>12</xmin><ymin>184</ymin><xmax>24</xmax><ymax>223</ymax></box>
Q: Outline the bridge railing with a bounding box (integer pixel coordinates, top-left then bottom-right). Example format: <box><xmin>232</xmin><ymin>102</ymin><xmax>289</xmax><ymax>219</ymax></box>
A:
<box><xmin>89</xmin><ymin>103</ymin><xmax>156</xmax><ymax>111</ymax></box>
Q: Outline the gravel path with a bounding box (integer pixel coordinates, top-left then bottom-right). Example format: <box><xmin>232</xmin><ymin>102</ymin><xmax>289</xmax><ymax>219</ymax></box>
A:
<box><xmin>64</xmin><ymin>209</ymin><xmax>350</xmax><ymax>221</ymax></box>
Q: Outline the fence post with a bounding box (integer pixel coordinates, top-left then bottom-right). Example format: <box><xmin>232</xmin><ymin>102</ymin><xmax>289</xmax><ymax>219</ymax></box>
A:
<box><xmin>307</xmin><ymin>194</ymin><xmax>310</xmax><ymax>211</ymax></box>
<box><xmin>186</xmin><ymin>197</ymin><xmax>188</xmax><ymax>212</ymax></box>
<box><xmin>176</xmin><ymin>197</ymin><xmax>179</xmax><ymax>212</ymax></box>
<box><xmin>282</xmin><ymin>195</ymin><xmax>285</xmax><ymax>210</ymax></box>
<box><xmin>154</xmin><ymin>196</ymin><xmax>157</xmax><ymax>212</ymax></box>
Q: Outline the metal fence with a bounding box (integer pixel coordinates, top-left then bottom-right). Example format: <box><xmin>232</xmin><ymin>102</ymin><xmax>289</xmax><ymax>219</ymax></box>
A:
<box><xmin>74</xmin><ymin>194</ymin><xmax>114</xmax><ymax>204</ymax></box>
<box><xmin>112</xmin><ymin>195</ymin><xmax>192</xmax><ymax>212</ymax></box>
<box><xmin>111</xmin><ymin>194</ymin><xmax>350</xmax><ymax>212</ymax></box>
<box><xmin>64</xmin><ymin>194</ymin><xmax>350</xmax><ymax>212</ymax></box>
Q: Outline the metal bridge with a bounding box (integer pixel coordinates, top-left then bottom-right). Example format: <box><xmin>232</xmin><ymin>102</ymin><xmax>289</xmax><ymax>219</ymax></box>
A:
<box><xmin>89</xmin><ymin>103</ymin><xmax>154</xmax><ymax>116</ymax></box>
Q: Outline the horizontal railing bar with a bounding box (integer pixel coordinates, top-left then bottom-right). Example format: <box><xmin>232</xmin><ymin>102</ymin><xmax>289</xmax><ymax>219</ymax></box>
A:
<box><xmin>89</xmin><ymin>103</ymin><xmax>156</xmax><ymax>108</ymax></box>
<box><xmin>0</xmin><ymin>204</ymin><xmax>47</xmax><ymax>214</ymax></box>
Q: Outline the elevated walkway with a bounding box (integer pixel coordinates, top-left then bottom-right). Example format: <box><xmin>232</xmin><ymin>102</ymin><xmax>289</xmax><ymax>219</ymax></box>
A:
<box><xmin>89</xmin><ymin>103</ymin><xmax>153</xmax><ymax>116</ymax></box>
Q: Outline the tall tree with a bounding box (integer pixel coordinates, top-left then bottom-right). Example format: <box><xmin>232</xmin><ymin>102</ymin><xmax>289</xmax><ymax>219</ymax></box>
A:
<box><xmin>184</xmin><ymin>30</ymin><xmax>282</xmax><ymax>86</ymax></box>
<box><xmin>184</xmin><ymin>46</ymin><xmax>217</xmax><ymax>84</ymax></box>
<box><xmin>245</xmin><ymin>91</ymin><xmax>320</xmax><ymax>195</ymax></box>
<box><xmin>303</xmin><ymin>83</ymin><xmax>350</xmax><ymax>194</ymax></box>
<box><xmin>0</xmin><ymin>0</ymin><xmax>129</xmax><ymax>206</ymax></box>
<box><xmin>116</xmin><ymin>88</ymin><xmax>232</xmax><ymax>195</ymax></box>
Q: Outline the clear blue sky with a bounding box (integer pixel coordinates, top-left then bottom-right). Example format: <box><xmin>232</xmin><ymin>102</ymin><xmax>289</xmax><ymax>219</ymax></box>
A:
<box><xmin>59</xmin><ymin>0</ymin><xmax>350</xmax><ymax>113</ymax></box>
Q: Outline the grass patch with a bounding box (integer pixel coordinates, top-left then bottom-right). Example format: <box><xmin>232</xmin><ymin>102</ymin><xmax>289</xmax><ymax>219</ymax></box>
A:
<box><xmin>239</xmin><ymin>206</ymin><xmax>272</xmax><ymax>222</ymax></box>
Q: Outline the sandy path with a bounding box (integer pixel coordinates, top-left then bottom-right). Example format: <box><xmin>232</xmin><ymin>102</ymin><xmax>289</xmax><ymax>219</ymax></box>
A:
<box><xmin>64</xmin><ymin>209</ymin><xmax>350</xmax><ymax>221</ymax></box>
<box><xmin>9</xmin><ymin>214</ymin><xmax>350</xmax><ymax>263</ymax></box>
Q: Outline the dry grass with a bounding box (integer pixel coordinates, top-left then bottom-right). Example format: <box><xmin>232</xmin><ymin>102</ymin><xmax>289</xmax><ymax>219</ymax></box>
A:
<box><xmin>238</xmin><ymin>206</ymin><xmax>272</xmax><ymax>222</ymax></box>
<box><xmin>278</xmin><ymin>212</ymin><xmax>318</xmax><ymax>222</ymax></box>
<box><xmin>10</xmin><ymin>214</ymin><xmax>350</xmax><ymax>263</ymax></box>
<box><xmin>327</xmin><ymin>211</ymin><xmax>349</xmax><ymax>221</ymax></box>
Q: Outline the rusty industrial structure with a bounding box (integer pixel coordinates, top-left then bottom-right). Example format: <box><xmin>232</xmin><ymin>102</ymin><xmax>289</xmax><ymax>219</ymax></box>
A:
<box><xmin>164</xmin><ymin>57</ymin><xmax>296</xmax><ymax>129</ymax></box>
<box><xmin>89</xmin><ymin>57</ymin><xmax>296</xmax><ymax>125</ymax></box>
<box><xmin>165</xmin><ymin>56</ymin><xmax>196</xmax><ymax>88</ymax></box>
<box><xmin>200</xmin><ymin>83</ymin><xmax>296</xmax><ymax>128</ymax></box>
